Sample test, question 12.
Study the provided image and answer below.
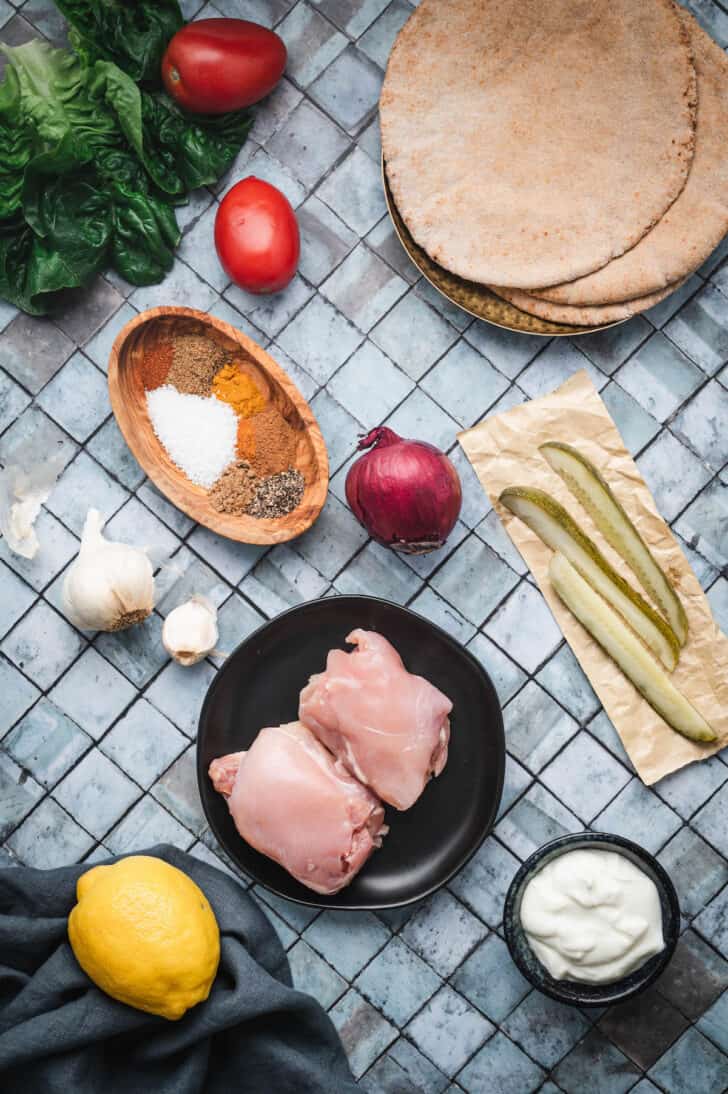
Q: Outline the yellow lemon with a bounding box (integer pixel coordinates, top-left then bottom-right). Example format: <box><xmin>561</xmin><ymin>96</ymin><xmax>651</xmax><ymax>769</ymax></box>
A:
<box><xmin>68</xmin><ymin>855</ymin><xmax>220</xmax><ymax>1021</ymax></box>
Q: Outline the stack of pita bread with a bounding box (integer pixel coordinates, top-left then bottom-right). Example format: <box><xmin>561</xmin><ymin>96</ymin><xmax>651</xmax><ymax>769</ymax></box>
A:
<box><xmin>380</xmin><ymin>0</ymin><xmax>728</xmax><ymax>328</ymax></box>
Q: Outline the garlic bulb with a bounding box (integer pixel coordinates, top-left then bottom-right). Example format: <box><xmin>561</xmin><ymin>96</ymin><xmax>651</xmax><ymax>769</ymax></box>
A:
<box><xmin>62</xmin><ymin>509</ymin><xmax>154</xmax><ymax>632</ymax></box>
<box><xmin>162</xmin><ymin>596</ymin><xmax>218</xmax><ymax>666</ymax></box>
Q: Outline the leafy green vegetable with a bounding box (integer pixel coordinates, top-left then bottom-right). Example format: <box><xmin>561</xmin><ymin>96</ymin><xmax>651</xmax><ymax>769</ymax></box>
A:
<box><xmin>0</xmin><ymin>22</ymin><xmax>249</xmax><ymax>315</ymax></box>
<box><xmin>139</xmin><ymin>92</ymin><xmax>253</xmax><ymax>194</ymax></box>
<box><xmin>54</xmin><ymin>0</ymin><xmax>183</xmax><ymax>84</ymax></box>
<box><xmin>0</xmin><ymin>68</ymin><xmax>33</xmax><ymax>220</ymax></box>
<box><xmin>96</xmin><ymin>61</ymin><xmax>252</xmax><ymax>198</ymax></box>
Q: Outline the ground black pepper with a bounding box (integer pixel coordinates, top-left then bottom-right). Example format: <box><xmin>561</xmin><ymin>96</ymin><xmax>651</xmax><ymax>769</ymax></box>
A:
<box><xmin>246</xmin><ymin>469</ymin><xmax>305</xmax><ymax>518</ymax></box>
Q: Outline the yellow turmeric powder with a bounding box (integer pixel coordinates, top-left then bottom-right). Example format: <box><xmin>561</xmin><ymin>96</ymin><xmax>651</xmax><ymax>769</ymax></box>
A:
<box><xmin>212</xmin><ymin>363</ymin><xmax>266</xmax><ymax>417</ymax></box>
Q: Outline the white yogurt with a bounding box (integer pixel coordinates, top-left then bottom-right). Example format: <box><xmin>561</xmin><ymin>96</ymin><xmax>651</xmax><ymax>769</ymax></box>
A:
<box><xmin>520</xmin><ymin>848</ymin><xmax>664</xmax><ymax>984</ymax></box>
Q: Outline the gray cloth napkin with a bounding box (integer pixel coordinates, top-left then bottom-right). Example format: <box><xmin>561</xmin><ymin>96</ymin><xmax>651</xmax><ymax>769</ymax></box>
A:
<box><xmin>0</xmin><ymin>844</ymin><xmax>357</xmax><ymax>1094</ymax></box>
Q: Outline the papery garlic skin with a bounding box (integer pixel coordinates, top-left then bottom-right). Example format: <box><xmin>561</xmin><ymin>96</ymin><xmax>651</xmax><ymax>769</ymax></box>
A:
<box><xmin>162</xmin><ymin>596</ymin><xmax>219</xmax><ymax>666</ymax></box>
<box><xmin>62</xmin><ymin>510</ymin><xmax>154</xmax><ymax>632</ymax></box>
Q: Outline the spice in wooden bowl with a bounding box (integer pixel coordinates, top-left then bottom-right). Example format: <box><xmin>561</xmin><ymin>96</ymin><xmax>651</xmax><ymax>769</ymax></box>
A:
<box><xmin>166</xmin><ymin>334</ymin><xmax>227</xmax><ymax>396</ymax></box>
<box><xmin>140</xmin><ymin>328</ymin><xmax>307</xmax><ymax>522</ymax></box>
<box><xmin>212</xmin><ymin>363</ymin><xmax>266</xmax><ymax>416</ymax></box>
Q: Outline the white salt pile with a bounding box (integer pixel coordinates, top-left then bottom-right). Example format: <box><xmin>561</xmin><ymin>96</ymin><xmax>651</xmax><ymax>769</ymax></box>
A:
<box><xmin>147</xmin><ymin>386</ymin><xmax>236</xmax><ymax>488</ymax></box>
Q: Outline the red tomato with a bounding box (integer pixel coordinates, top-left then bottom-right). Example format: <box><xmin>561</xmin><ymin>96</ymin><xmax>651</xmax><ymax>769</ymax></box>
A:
<box><xmin>215</xmin><ymin>177</ymin><xmax>300</xmax><ymax>295</ymax></box>
<box><xmin>162</xmin><ymin>19</ymin><xmax>286</xmax><ymax>114</ymax></box>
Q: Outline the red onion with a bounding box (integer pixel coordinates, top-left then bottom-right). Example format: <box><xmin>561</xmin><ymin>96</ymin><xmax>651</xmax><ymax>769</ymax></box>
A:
<box><xmin>345</xmin><ymin>427</ymin><xmax>462</xmax><ymax>555</ymax></box>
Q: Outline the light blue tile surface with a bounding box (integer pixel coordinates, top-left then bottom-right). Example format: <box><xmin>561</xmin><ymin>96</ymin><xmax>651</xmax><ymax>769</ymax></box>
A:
<box><xmin>100</xmin><ymin>699</ymin><xmax>186</xmax><ymax>789</ymax></box>
<box><xmin>48</xmin><ymin>648</ymin><xmax>136</xmax><ymax>739</ymax></box>
<box><xmin>372</xmin><ymin>291</ymin><xmax>459</xmax><ymax>380</ymax></box>
<box><xmin>503</xmin><ymin>682</ymin><xmax>578</xmax><ymax>773</ymax></box>
<box><xmin>452</xmin><ymin>934</ymin><xmax>531</xmax><ymax>1024</ymax></box>
<box><xmin>36</xmin><ymin>352</ymin><xmax>109</xmax><ymax>441</ymax></box>
<box><xmin>354</xmin><ymin>936</ymin><xmax>441</xmax><ymax>1025</ymax></box>
<box><xmin>54</xmin><ymin>748</ymin><xmax>139</xmax><ymax>840</ymax></box>
<box><xmin>495</xmin><ymin>783</ymin><xmax>582</xmax><ymax>861</ymax></box>
<box><xmin>406</xmin><ymin>986</ymin><xmax>495</xmax><ymax>1077</ymax></box>
<box><xmin>502</xmin><ymin>991</ymin><xmax>590</xmax><ymax>1070</ymax></box>
<box><xmin>278</xmin><ymin>293</ymin><xmax>364</xmax><ymax>383</ymax></box>
<box><xmin>422</xmin><ymin>340</ymin><xmax>509</xmax><ymax>427</ymax></box>
<box><xmin>3</xmin><ymin>698</ymin><xmax>90</xmax><ymax>790</ymax></box>
<box><xmin>596</xmin><ymin>779</ymin><xmax>682</xmax><ymax>855</ymax></box>
<box><xmin>6</xmin><ymin>796</ymin><xmax>94</xmax><ymax>868</ymax></box>
<box><xmin>310</xmin><ymin>44</ymin><xmax>382</xmax><ymax>133</ymax></box>
<box><xmin>278</xmin><ymin>1</ymin><xmax>347</xmax><ymax>88</ymax></box>
<box><xmin>448</xmin><ymin>836</ymin><xmax>520</xmax><ymax>928</ymax></box>
<box><xmin>658</xmin><ymin>827</ymin><xmax>728</xmax><ymax>925</ymax></box>
<box><xmin>106</xmin><ymin>795</ymin><xmax>194</xmax><ymax>854</ymax></box>
<box><xmin>483</xmin><ymin>581</ymin><xmax>561</xmax><ymax>673</ymax></box>
<box><xmin>540</xmin><ymin>732</ymin><xmax>631</xmax><ymax>823</ymax></box>
<box><xmin>648</xmin><ymin>1026</ymin><xmax>728</xmax><ymax>1094</ymax></box>
<box><xmin>617</xmin><ymin>332</ymin><xmax>704</xmax><ymax>421</ymax></box>
<box><xmin>401</xmin><ymin>890</ymin><xmax>487</xmax><ymax>979</ymax></box>
<box><xmin>322</xmin><ymin>242</ymin><xmax>408</xmax><ymax>331</ymax></box>
<box><xmin>328</xmin><ymin>339</ymin><xmax>413</xmax><ymax>423</ymax></box>
<box><xmin>304</xmin><ymin>909</ymin><xmax>390</xmax><ymax>980</ymax></box>
<box><xmin>2</xmin><ymin>5</ymin><xmax>728</xmax><ymax>1090</ymax></box>
<box><xmin>553</xmin><ymin>1029</ymin><xmax>640</xmax><ymax>1094</ymax></box>
<box><xmin>330</xmin><ymin>989</ymin><xmax>398</xmax><ymax>1079</ymax></box>
<box><xmin>459</xmin><ymin>1030</ymin><xmax>545</xmax><ymax>1094</ymax></box>
<box><xmin>297</xmin><ymin>195</ymin><xmax>358</xmax><ymax>286</ymax></box>
<box><xmin>2</xmin><ymin>600</ymin><xmax>85</xmax><ymax>690</ymax></box>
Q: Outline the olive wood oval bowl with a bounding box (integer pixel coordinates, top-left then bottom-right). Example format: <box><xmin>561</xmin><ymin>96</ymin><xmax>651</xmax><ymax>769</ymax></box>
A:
<box><xmin>108</xmin><ymin>306</ymin><xmax>328</xmax><ymax>545</ymax></box>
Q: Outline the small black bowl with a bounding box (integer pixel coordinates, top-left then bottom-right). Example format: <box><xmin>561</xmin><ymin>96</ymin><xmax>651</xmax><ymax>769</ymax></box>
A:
<box><xmin>197</xmin><ymin>594</ymin><xmax>505</xmax><ymax>910</ymax></box>
<box><xmin>503</xmin><ymin>831</ymin><xmax>680</xmax><ymax>1007</ymax></box>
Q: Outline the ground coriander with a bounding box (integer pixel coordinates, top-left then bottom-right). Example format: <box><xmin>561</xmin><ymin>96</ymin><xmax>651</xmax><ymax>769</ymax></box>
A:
<box><xmin>209</xmin><ymin>461</ymin><xmax>258</xmax><ymax>514</ymax></box>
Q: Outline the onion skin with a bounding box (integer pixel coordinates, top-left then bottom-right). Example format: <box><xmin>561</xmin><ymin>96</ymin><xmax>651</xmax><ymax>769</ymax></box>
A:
<box><xmin>345</xmin><ymin>428</ymin><xmax>462</xmax><ymax>554</ymax></box>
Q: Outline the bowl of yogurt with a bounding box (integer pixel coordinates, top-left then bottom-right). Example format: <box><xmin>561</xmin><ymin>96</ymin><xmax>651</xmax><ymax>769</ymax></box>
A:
<box><xmin>503</xmin><ymin>831</ymin><xmax>680</xmax><ymax>1006</ymax></box>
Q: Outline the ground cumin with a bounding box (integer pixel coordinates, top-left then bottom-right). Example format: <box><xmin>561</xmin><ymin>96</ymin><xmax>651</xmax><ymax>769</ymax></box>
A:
<box><xmin>141</xmin><ymin>341</ymin><xmax>173</xmax><ymax>390</ymax></box>
<box><xmin>209</xmin><ymin>461</ymin><xmax>258</xmax><ymax>514</ymax></box>
<box><xmin>166</xmin><ymin>334</ymin><xmax>228</xmax><ymax>396</ymax></box>
<box><xmin>250</xmin><ymin>407</ymin><xmax>299</xmax><ymax>477</ymax></box>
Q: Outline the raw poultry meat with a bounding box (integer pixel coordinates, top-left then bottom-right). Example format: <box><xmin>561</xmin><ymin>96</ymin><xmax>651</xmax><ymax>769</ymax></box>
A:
<box><xmin>208</xmin><ymin>721</ymin><xmax>387</xmax><ymax>895</ymax></box>
<box><xmin>299</xmin><ymin>629</ymin><xmax>452</xmax><ymax>810</ymax></box>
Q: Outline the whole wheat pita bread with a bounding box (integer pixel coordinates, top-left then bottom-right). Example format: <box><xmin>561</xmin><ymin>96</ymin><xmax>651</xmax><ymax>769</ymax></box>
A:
<box><xmin>491</xmin><ymin>282</ymin><xmax>679</xmax><ymax>328</ymax></box>
<box><xmin>531</xmin><ymin>13</ymin><xmax>728</xmax><ymax>307</ymax></box>
<box><xmin>380</xmin><ymin>0</ymin><xmax>696</xmax><ymax>290</ymax></box>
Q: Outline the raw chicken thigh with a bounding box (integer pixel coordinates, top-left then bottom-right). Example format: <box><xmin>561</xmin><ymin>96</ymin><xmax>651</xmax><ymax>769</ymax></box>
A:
<box><xmin>208</xmin><ymin>721</ymin><xmax>387</xmax><ymax>895</ymax></box>
<box><xmin>299</xmin><ymin>629</ymin><xmax>452</xmax><ymax>810</ymax></box>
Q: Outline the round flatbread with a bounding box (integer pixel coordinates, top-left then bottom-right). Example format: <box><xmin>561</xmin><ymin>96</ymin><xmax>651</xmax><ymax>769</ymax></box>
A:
<box><xmin>491</xmin><ymin>282</ymin><xmax>679</xmax><ymax>327</ymax></box>
<box><xmin>531</xmin><ymin>14</ymin><xmax>728</xmax><ymax>306</ymax></box>
<box><xmin>380</xmin><ymin>0</ymin><xmax>696</xmax><ymax>290</ymax></box>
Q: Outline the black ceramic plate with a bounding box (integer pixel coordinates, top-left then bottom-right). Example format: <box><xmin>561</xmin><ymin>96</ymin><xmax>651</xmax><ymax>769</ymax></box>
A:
<box><xmin>197</xmin><ymin>595</ymin><xmax>505</xmax><ymax>910</ymax></box>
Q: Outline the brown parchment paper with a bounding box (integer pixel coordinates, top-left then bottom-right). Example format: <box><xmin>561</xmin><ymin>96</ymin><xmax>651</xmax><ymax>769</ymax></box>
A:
<box><xmin>458</xmin><ymin>370</ymin><xmax>728</xmax><ymax>785</ymax></box>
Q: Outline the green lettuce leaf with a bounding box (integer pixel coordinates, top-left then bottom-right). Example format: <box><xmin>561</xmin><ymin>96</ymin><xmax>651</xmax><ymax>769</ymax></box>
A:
<box><xmin>54</xmin><ymin>0</ymin><xmax>183</xmax><ymax>84</ymax></box>
<box><xmin>0</xmin><ymin>18</ymin><xmax>250</xmax><ymax>315</ymax></box>
<box><xmin>95</xmin><ymin>147</ymin><xmax>180</xmax><ymax>284</ymax></box>
<box><xmin>0</xmin><ymin>157</ymin><xmax>112</xmax><ymax>315</ymax></box>
<box><xmin>141</xmin><ymin>94</ymin><xmax>253</xmax><ymax>193</ymax></box>
<box><xmin>0</xmin><ymin>66</ymin><xmax>33</xmax><ymax>220</ymax></box>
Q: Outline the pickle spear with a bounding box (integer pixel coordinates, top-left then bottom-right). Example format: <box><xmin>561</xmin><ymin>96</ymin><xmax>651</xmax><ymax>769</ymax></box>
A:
<box><xmin>540</xmin><ymin>442</ymin><xmax>688</xmax><ymax>647</ymax></box>
<box><xmin>549</xmin><ymin>552</ymin><xmax>715</xmax><ymax>743</ymax></box>
<box><xmin>500</xmin><ymin>487</ymin><xmax>680</xmax><ymax>672</ymax></box>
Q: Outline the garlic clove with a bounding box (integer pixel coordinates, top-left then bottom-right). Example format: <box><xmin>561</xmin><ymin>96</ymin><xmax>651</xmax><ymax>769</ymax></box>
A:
<box><xmin>62</xmin><ymin>509</ymin><xmax>154</xmax><ymax>632</ymax></box>
<box><xmin>162</xmin><ymin>595</ymin><xmax>219</xmax><ymax>666</ymax></box>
